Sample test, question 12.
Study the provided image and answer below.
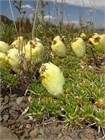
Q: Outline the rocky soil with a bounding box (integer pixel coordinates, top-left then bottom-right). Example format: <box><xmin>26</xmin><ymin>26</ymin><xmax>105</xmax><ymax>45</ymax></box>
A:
<box><xmin>0</xmin><ymin>89</ymin><xmax>104</xmax><ymax>140</ymax></box>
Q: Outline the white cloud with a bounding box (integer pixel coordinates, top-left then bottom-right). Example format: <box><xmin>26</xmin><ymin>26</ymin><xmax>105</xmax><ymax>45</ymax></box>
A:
<box><xmin>47</xmin><ymin>0</ymin><xmax>105</xmax><ymax>9</ymax></box>
<box><xmin>38</xmin><ymin>14</ymin><xmax>80</xmax><ymax>26</ymax></box>
<box><xmin>44</xmin><ymin>15</ymin><xmax>56</xmax><ymax>21</ymax></box>
<box><xmin>70</xmin><ymin>20</ymin><xmax>80</xmax><ymax>27</ymax></box>
<box><xmin>86</xmin><ymin>9</ymin><xmax>96</xmax><ymax>16</ymax></box>
<box><xmin>38</xmin><ymin>15</ymin><xmax>57</xmax><ymax>23</ymax></box>
<box><xmin>21</xmin><ymin>4</ymin><xmax>35</xmax><ymax>11</ymax></box>
<box><xmin>87</xmin><ymin>9</ymin><xmax>95</xmax><ymax>13</ymax></box>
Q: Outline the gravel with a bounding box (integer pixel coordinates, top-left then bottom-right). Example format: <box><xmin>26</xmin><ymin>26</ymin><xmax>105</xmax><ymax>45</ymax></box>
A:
<box><xmin>0</xmin><ymin>91</ymin><xmax>104</xmax><ymax>140</ymax></box>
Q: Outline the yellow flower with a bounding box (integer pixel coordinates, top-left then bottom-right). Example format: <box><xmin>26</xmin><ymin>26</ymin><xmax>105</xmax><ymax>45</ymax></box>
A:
<box><xmin>89</xmin><ymin>34</ymin><xmax>105</xmax><ymax>52</ymax></box>
<box><xmin>71</xmin><ymin>37</ymin><xmax>86</xmax><ymax>58</ymax></box>
<box><xmin>0</xmin><ymin>52</ymin><xmax>7</xmax><ymax>68</ymax></box>
<box><xmin>0</xmin><ymin>41</ymin><xmax>10</xmax><ymax>53</ymax></box>
<box><xmin>10</xmin><ymin>36</ymin><xmax>25</xmax><ymax>50</ymax></box>
<box><xmin>24</xmin><ymin>39</ymin><xmax>44</xmax><ymax>65</ymax></box>
<box><xmin>39</xmin><ymin>62</ymin><xmax>65</xmax><ymax>96</ymax></box>
<box><xmin>6</xmin><ymin>48</ymin><xmax>28</xmax><ymax>73</ymax></box>
<box><xmin>95</xmin><ymin>97</ymin><xmax>105</xmax><ymax>109</ymax></box>
<box><xmin>92</xmin><ymin>33</ymin><xmax>100</xmax><ymax>39</ymax></box>
<box><xmin>80</xmin><ymin>33</ymin><xmax>87</xmax><ymax>40</ymax></box>
<box><xmin>6</xmin><ymin>48</ymin><xmax>20</xmax><ymax>73</ymax></box>
<box><xmin>51</xmin><ymin>36</ymin><xmax>66</xmax><ymax>57</ymax></box>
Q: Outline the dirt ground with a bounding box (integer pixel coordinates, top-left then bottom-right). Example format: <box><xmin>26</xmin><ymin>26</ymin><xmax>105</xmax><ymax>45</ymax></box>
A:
<box><xmin>0</xmin><ymin>89</ymin><xmax>104</xmax><ymax>140</ymax></box>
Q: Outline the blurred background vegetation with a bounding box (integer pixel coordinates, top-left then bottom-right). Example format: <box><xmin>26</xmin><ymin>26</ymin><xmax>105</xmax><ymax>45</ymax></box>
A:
<box><xmin>0</xmin><ymin>0</ymin><xmax>104</xmax><ymax>44</ymax></box>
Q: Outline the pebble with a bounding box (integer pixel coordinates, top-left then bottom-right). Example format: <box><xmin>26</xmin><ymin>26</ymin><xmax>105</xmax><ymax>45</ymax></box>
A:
<box><xmin>0</xmin><ymin>125</ymin><xmax>19</xmax><ymax>140</ymax></box>
<box><xmin>28</xmin><ymin>96</ymin><xmax>32</xmax><ymax>103</ymax></box>
<box><xmin>13</xmin><ymin>111</ymin><xmax>19</xmax><ymax>120</ymax></box>
<box><xmin>51</xmin><ymin>126</ymin><xmax>61</xmax><ymax>136</ymax></box>
<box><xmin>19</xmin><ymin>125</ymin><xmax>24</xmax><ymax>129</ymax></box>
<box><xmin>0</xmin><ymin>97</ymin><xmax>3</xmax><ymax>104</ymax></box>
<box><xmin>0</xmin><ymin>93</ymin><xmax>103</xmax><ymax>140</ymax></box>
<box><xmin>39</xmin><ymin>128</ymin><xmax>45</xmax><ymax>136</ymax></box>
<box><xmin>21</xmin><ymin>129</ymin><xmax>31</xmax><ymax>139</ymax></box>
<box><xmin>3</xmin><ymin>96</ymin><xmax>9</xmax><ymax>105</ymax></box>
<box><xmin>0</xmin><ymin>116</ymin><xmax>3</xmax><ymax>122</ymax></box>
<box><xmin>58</xmin><ymin>133</ymin><xmax>62</xmax><ymax>138</ymax></box>
<box><xmin>26</xmin><ymin>123</ymin><xmax>31</xmax><ymax>129</ymax></box>
<box><xmin>8</xmin><ymin>119</ymin><xmax>15</xmax><ymax>125</ymax></box>
<box><xmin>16</xmin><ymin>97</ymin><xmax>24</xmax><ymax>105</ymax></box>
<box><xmin>60</xmin><ymin>135</ymin><xmax>73</xmax><ymax>140</ymax></box>
<box><xmin>9</xmin><ymin>101</ymin><xmax>18</xmax><ymax>110</ymax></box>
<box><xmin>20</xmin><ymin>102</ymin><xmax>28</xmax><ymax>110</ymax></box>
<box><xmin>37</xmin><ymin>134</ymin><xmax>45</xmax><ymax>139</ymax></box>
<box><xmin>0</xmin><ymin>105</ymin><xmax>5</xmax><ymax>112</ymax></box>
<box><xmin>84</xmin><ymin>129</ymin><xmax>95</xmax><ymax>140</ymax></box>
<box><xmin>3</xmin><ymin>114</ymin><xmax>9</xmax><ymax>121</ymax></box>
<box><xmin>29</xmin><ymin>128</ymin><xmax>39</xmax><ymax>139</ymax></box>
<box><xmin>70</xmin><ymin>129</ymin><xmax>83</xmax><ymax>140</ymax></box>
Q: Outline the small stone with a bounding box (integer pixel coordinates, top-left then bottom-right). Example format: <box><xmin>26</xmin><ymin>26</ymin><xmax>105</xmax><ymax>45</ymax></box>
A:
<box><xmin>84</xmin><ymin>130</ymin><xmax>95</xmax><ymax>140</ymax></box>
<box><xmin>20</xmin><ymin>102</ymin><xmax>28</xmax><ymax>110</ymax></box>
<box><xmin>39</xmin><ymin>128</ymin><xmax>45</xmax><ymax>136</ymax></box>
<box><xmin>58</xmin><ymin>133</ymin><xmax>62</xmax><ymax>138</ymax></box>
<box><xmin>9</xmin><ymin>102</ymin><xmax>18</xmax><ymax>110</ymax></box>
<box><xmin>9</xmin><ymin>110</ymin><xmax>19</xmax><ymax>120</ymax></box>
<box><xmin>19</xmin><ymin>125</ymin><xmax>24</xmax><ymax>129</ymax></box>
<box><xmin>37</xmin><ymin>134</ymin><xmax>45</xmax><ymax>139</ymax></box>
<box><xmin>3</xmin><ymin>96</ymin><xmax>9</xmax><ymax>105</ymax></box>
<box><xmin>3</xmin><ymin>114</ymin><xmax>9</xmax><ymax>121</ymax></box>
<box><xmin>70</xmin><ymin>129</ymin><xmax>83</xmax><ymax>140</ymax></box>
<box><xmin>21</xmin><ymin>129</ymin><xmax>30</xmax><ymax>139</ymax></box>
<box><xmin>51</xmin><ymin>126</ymin><xmax>61</xmax><ymax>135</ymax></box>
<box><xmin>15</xmin><ymin>130</ymin><xmax>24</xmax><ymax>135</ymax></box>
<box><xmin>60</xmin><ymin>136</ymin><xmax>73</xmax><ymax>140</ymax></box>
<box><xmin>0</xmin><ymin>125</ymin><xmax>19</xmax><ymax>140</ymax></box>
<box><xmin>8</xmin><ymin>119</ymin><xmax>15</xmax><ymax>125</ymax></box>
<box><xmin>43</xmin><ymin>127</ymin><xmax>50</xmax><ymax>137</ymax></box>
<box><xmin>49</xmin><ymin>134</ymin><xmax>58</xmax><ymax>140</ymax></box>
<box><xmin>29</xmin><ymin>128</ymin><xmax>39</xmax><ymax>139</ymax></box>
<box><xmin>1</xmin><ymin>121</ymin><xmax>9</xmax><ymax>127</ymax></box>
<box><xmin>0</xmin><ymin>116</ymin><xmax>3</xmax><ymax>122</ymax></box>
<box><xmin>26</xmin><ymin>123</ymin><xmax>31</xmax><ymax>129</ymax></box>
<box><xmin>97</xmin><ymin>138</ymin><xmax>103</xmax><ymax>140</ymax></box>
<box><xmin>61</xmin><ymin>128</ymin><xmax>68</xmax><ymax>135</ymax></box>
<box><xmin>28</xmin><ymin>96</ymin><xmax>32</xmax><ymax>103</ymax></box>
<box><xmin>0</xmin><ymin>97</ymin><xmax>3</xmax><ymax>104</ymax></box>
<box><xmin>18</xmin><ymin>114</ymin><xmax>26</xmax><ymax>124</ymax></box>
<box><xmin>16</xmin><ymin>97</ymin><xmax>24</xmax><ymax>105</ymax></box>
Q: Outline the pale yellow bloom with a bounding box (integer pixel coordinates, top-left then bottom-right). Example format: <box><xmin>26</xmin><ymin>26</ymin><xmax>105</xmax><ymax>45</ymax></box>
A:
<box><xmin>24</xmin><ymin>39</ymin><xmax>44</xmax><ymax>65</ymax></box>
<box><xmin>89</xmin><ymin>34</ymin><xmax>105</xmax><ymax>52</ymax></box>
<box><xmin>80</xmin><ymin>33</ymin><xmax>87</xmax><ymax>40</ymax></box>
<box><xmin>6</xmin><ymin>48</ymin><xmax>28</xmax><ymax>73</ymax></box>
<box><xmin>0</xmin><ymin>41</ymin><xmax>10</xmax><ymax>53</ymax></box>
<box><xmin>39</xmin><ymin>62</ymin><xmax>65</xmax><ymax>96</ymax></box>
<box><xmin>51</xmin><ymin>36</ymin><xmax>66</xmax><ymax>57</ymax></box>
<box><xmin>6</xmin><ymin>48</ymin><xmax>20</xmax><ymax>73</ymax></box>
<box><xmin>71</xmin><ymin>37</ymin><xmax>86</xmax><ymax>58</ymax></box>
<box><xmin>0</xmin><ymin>52</ymin><xmax>7</xmax><ymax>68</ymax></box>
<box><xmin>92</xmin><ymin>33</ymin><xmax>100</xmax><ymax>39</ymax></box>
<box><xmin>10</xmin><ymin>36</ymin><xmax>25</xmax><ymax>50</ymax></box>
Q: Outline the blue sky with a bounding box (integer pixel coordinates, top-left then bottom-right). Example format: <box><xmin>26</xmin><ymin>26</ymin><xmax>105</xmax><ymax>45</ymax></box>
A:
<box><xmin>0</xmin><ymin>0</ymin><xmax>105</xmax><ymax>28</ymax></box>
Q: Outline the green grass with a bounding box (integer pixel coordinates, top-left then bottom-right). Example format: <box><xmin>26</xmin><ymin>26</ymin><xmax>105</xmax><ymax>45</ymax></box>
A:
<box><xmin>27</xmin><ymin>46</ymin><xmax>105</xmax><ymax>127</ymax></box>
<box><xmin>1</xmin><ymin>68</ymin><xmax>20</xmax><ymax>89</ymax></box>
